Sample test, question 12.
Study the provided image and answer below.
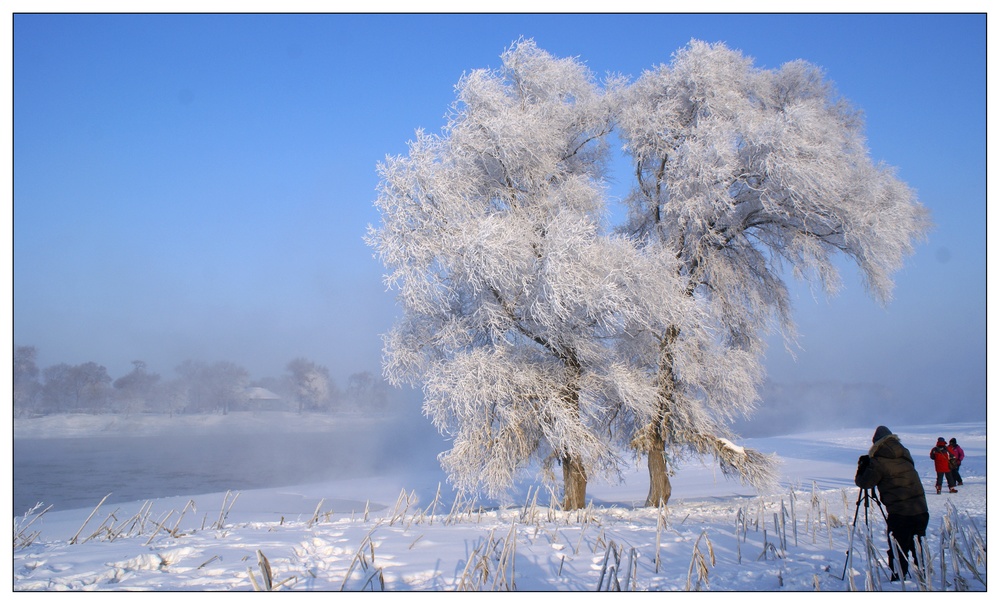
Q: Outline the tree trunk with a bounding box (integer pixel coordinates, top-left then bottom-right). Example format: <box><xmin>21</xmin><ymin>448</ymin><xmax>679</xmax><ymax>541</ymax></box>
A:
<box><xmin>646</xmin><ymin>325</ymin><xmax>679</xmax><ymax>507</ymax></box>
<box><xmin>645</xmin><ymin>430</ymin><xmax>672</xmax><ymax>507</ymax></box>
<box><xmin>562</xmin><ymin>454</ymin><xmax>588</xmax><ymax>510</ymax></box>
<box><xmin>558</xmin><ymin>348</ymin><xmax>588</xmax><ymax>510</ymax></box>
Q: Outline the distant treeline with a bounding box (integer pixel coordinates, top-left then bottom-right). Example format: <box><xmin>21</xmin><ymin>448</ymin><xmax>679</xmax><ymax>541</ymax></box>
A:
<box><xmin>12</xmin><ymin>345</ymin><xmax>388</xmax><ymax>417</ymax></box>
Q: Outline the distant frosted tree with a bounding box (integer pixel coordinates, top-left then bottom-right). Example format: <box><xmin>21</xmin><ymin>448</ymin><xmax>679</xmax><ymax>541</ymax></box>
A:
<box><xmin>174</xmin><ymin>360</ymin><xmax>249</xmax><ymax>415</ymax></box>
<box><xmin>286</xmin><ymin>358</ymin><xmax>334</xmax><ymax>413</ymax></box>
<box><xmin>112</xmin><ymin>360</ymin><xmax>160</xmax><ymax>414</ymax></box>
<box><xmin>40</xmin><ymin>363</ymin><xmax>73</xmax><ymax>413</ymax></box>
<box><xmin>203</xmin><ymin>361</ymin><xmax>249</xmax><ymax>415</ymax></box>
<box><xmin>40</xmin><ymin>361</ymin><xmax>112</xmax><ymax>413</ymax></box>
<box><xmin>615</xmin><ymin>40</ymin><xmax>931</xmax><ymax>505</ymax></box>
<box><xmin>345</xmin><ymin>371</ymin><xmax>388</xmax><ymax>413</ymax></box>
<box><xmin>368</xmin><ymin>40</ymin><xmax>693</xmax><ymax>509</ymax></box>
<box><xmin>13</xmin><ymin>345</ymin><xmax>41</xmax><ymax>415</ymax></box>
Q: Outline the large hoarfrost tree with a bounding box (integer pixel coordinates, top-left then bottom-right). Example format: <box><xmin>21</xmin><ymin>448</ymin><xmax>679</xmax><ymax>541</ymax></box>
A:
<box><xmin>368</xmin><ymin>40</ymin><xmax>692</xmax><ymax>509</ymax></box>
<box><xmin>369</xmin><ymin>39</ymin><xmax>928</xmax><ymax>511</ymax></box>
<box><xmin>616</xmin><ymin>41</ymin><xmax>931</xmax><ymax>505</ymax></box>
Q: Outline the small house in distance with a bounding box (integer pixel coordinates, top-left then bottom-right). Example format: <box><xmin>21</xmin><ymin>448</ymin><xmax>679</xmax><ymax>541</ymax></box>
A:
<box><xmin>243</xmin><ymin>386</ymin><xmax>287</xmax><ymax>412</ymax></box>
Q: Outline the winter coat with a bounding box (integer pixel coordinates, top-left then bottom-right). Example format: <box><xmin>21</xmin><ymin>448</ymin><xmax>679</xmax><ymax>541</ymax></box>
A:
<box><xmin>855</xmin><ymin>433</ymin><xmax>928</xmax><ymax>517</ymax></box>
<box><xmin>930</xmin><ymin>445</ymin><xmax>953</xmax><ymax>473</ymax></box>
<box><xmin>948</xmin><ymin>444</ymin><xmax>965</xmax><ymax>465</ymax></box>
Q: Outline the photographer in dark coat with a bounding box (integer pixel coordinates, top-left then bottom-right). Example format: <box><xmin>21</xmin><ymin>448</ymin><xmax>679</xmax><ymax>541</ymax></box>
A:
<box><xmin>855</xmin><ymin>425</ymin><xmax>929</xmax><ymax>581</ymax></box>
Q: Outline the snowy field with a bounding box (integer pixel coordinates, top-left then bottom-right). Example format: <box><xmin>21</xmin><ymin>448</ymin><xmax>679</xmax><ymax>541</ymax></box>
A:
<box><xmin>12</xmin><ymin>412</ymin><xmax>987</xmax><ymax>592</ymax></box>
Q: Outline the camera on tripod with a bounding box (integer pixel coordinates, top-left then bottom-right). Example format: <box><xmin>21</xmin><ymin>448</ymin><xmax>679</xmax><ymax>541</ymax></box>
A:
<box><xmin>841</xmin><ymin>455</ymin><xmax>888</xmax><ymax>580</ymax></box>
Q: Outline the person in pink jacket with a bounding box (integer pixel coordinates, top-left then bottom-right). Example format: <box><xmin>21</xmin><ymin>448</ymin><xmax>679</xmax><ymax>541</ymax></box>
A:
<box><xmin>947</xmin><ymin>438</ymin><xmax>965</xmax><ymax>486</ymax></box>
<box><xmin>929</xmin><ymin>437</ymin><xmax>957</xmax><ymax>494</ymax></box>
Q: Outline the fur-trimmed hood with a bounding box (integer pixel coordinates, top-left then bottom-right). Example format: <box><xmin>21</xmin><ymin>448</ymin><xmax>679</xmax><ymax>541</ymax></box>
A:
<box><xmin>869</xmin><ymin>433</ymin><xmax>914</xmax><ymax>465</ymax></box>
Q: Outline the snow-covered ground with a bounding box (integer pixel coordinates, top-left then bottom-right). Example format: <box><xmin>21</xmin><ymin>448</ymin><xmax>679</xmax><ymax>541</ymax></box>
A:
<box><xmin>12</xmin><ymin>413</ymin><xmax>987</xmax><ymax>591</ymax></box>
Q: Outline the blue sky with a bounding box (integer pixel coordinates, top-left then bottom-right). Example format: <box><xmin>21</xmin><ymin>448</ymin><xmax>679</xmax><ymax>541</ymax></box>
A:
<box><xmin>10</xmin><ymin>13</ymin><xmax>986</xmax><ymax>425</ymax></box>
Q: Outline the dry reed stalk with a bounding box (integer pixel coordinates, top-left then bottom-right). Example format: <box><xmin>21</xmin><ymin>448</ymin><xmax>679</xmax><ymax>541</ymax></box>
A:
<box><xmin>445</xmin><ymin>492</ymin><xmax>463</xmax><ymax>525</ymax></box>
<box><xmin>939</xmin><ymin>530</ymin><xmax>948</xmax><ymax>591</ymax></box>
<box><xmin>684</xmin><ymin>530</ymin><xmax>715</xmax><ymax>591</ymax></box>
<box><xmin>14</xmin><ymin>503</ymin><xmax>52</xmax><ymax>549</ymax></box>
<box><xmin>595</xmin><ymin>539</ymin><xmax>637</xmax><ymax>591</ymax></box>
<box><xmin>82</xmin><ymin>508</ymin><xmax>120</xmax><ymax>543</ymax></box>
<box><xmin>273</xmin><ymin>576</ymin><xmax>298</xmax><ymax>590</ymax></box>
<box><xmin>757</xmin><ymin>528</ymin><xmax>781</xmax><ymax>561</ymax></box>
<box><xmin>788</xmin><ymin>491</ymin><xmax>798</xmax><ymax>547</ymax></box>
<box><xmin>256</xmin><ymin>549</ymin><xmax>273</xmax><ymax>591</ymax></box>
<box><xmin>489</xmin><ymin>523</ymin><xmax>518</xmax><ymax>590</ymax></box>
<box><xmin>144</xmin><ymin>510</ymin><xmax>175</xmax><ymax>546</ymax></box>
<box><xmin>623</xmin><ymin>546</ymin><xmax>637</xmax><ymax>591</ymax></box>
<box><xmin>455</xmin><ymin>541</ymin><xmax>482</xmax><ymax>590</ymax></box>
<box><xmin>116</xmin><ymin>500</ymin><xmax>153</xmax><ymax>538</ymax></box>
<box><xmin>655</xmin><ymin>505</ymin><xmax>664</xmax><ymax>572</ymax></box>
<box><xmin>734</xmin><ymin>508</ymin><xmax>744</xmax><ymax>565</ymax></box>
<box><xmin>825</xmin><ymin>502</ymin><xmax>834</xmax><ymax>549</ymax></box>
<box><xmin>573</xmin><ymin>526</ymin><xmax>586</xmax><ymax>555</ymax></box>
<box><xmin>359</xmin><ymin>566</ymin><xmax>385</xmax><ymax>591</ymax></box>
<box><xmin>941</xmin><ymin>502</ymin><xmax>987</xmax><ymax>589</ymax></box>
<box><xmin>69</xmin><ymin>493</ymin><xmax>111</xmax><ymax>544</ymax></box>
<box><xmin>388</xmin><ymin>489</ymin><xmax>407</xmax><ymax>526</ymax></box>
<box><xmin>519</xmin><ymin>487</ymin><xmax>534</xmax><ymax>523</ymax></box>
<box><xmin>170</xmin><ymin>500</ymin><xmax>196</xmax><ymax>537</ymax></box>
<box><xmin>307</xmin><ymin>498</ymin><xmax>325</xmax><ymax>528</ymax></box>
<box><xmin>775</xmin><ymin>507</ymin><xmax>787</xmax><ymax>555</ymax></box>
<box><xmin>596</xmin><ymin>539</ymin><xmax>619</xmax><ymax>591</ymax></box>
<box><xmin>520</xmin><ymin>487</ymin><xmax>541</xmax><ymax>524</ymax></box>
<box><xmin>424</xmin><ymin>483</ymin><xmax>442</xmax><ymax>524</ymax></box>
<box><xmin>339</xmin><ymin>527</ymin><xmax>381</xmax><ymax>591</ymax></box>
<box><xmin>387</xmin><ymin>489</ymin><xmax>417</xmax><ymax>526</ymax></box>
<box><xmin>214</xmin><ymin>491</ymin><xmax>240</xmax><ymax>530</ymax></box>
<box><xmin>593</xmin><ymin>527</ymin><xmax>608</xmax><ymax>554</ymax></box>
<box><xmin>456</xmin><ymin>528</ymin><xmax>494</xmax><ymax>591</ymax></box>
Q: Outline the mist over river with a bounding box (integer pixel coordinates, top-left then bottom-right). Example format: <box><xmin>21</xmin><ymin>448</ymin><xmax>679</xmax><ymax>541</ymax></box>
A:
<box><xmin>13</xmin><ymin>412</ymin><xmax>447</xmax><ymax>516</ymax></box>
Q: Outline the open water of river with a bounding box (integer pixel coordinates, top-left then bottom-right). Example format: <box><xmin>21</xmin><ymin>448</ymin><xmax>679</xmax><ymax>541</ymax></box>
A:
<box><xmin>13</xmin><ymin>424</ymin><xmax>444</xmax><ymax>516</ymax></box>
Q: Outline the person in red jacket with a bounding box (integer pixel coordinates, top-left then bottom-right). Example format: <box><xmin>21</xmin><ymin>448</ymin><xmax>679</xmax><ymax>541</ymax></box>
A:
<box><xmin>929</xmin><ymin>437</ymin><xmax>957</xmax><ymax>494</ymax></box>
<box><xmin>948</xmin><ymin>438</ymin><xmax>965</xmax><ymax>486</ymax></box>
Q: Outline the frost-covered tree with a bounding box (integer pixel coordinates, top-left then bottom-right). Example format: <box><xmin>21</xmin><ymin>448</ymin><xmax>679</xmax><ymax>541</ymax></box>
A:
<box><xmin>616</xmin><ymin>40</ymin><xmax>931</xmax><ymax>505</ymax></box>
<box><xmin>345</xmin><ymin>371</ymin><xmax>388</xmax><ymax>413</ymax></box>
<box><xmin>112</xmin><ymin>360</ymin><xmax>160</xmax><ymax>414</ymax></box>
<box><xmin>13</xmin><ymin>345</ymin><xmax>41</xmax><ymax>416</ymax></box>
<box><xmin>40</xmin><ymin>361</ymin><xmax>112</xmax><ymax>413</ymax></box>
<box><xmin>174</xmin><ymin>360</ymin><xmax>249</xmax><ymax>415</ymax></box>
<box><xmin>286</xmin><ymin>358</ymin><xmax>334</xmax><ymax>413</ymax></box>
<box><xmin>368</xmin><ymin>40</ymin><xmax>693</xmax><ymax>509</ymax></box>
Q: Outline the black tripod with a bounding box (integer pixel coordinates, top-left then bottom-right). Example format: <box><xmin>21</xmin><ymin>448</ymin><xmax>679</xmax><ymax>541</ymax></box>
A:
<box><xmin>840</xmin><ymin>487</ymin><xmax>888</xmax><ymax>581</ymax></box>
